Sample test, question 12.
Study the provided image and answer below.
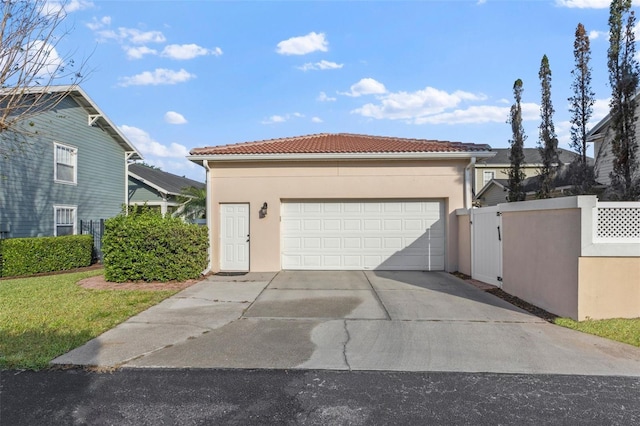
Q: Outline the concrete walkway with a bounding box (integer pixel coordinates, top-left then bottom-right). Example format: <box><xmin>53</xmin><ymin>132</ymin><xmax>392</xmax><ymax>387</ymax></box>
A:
<box><xmin>52</xmin><ymin>271</ymin><xmax>640</xmax><ymax>376</ymax></box>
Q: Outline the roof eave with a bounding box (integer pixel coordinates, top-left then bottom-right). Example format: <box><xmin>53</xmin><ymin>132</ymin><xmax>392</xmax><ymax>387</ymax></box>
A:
<box><xmin>66</xmin><ymin>88</ymin><xmax>143</xmax><ymax>160</ymax></box>
<box><xmin>187</xmin><ymin>151</ymin><xmax>496</xmax><ymax>164</ymax></box>
<box><xmin>128</xmin><ymin>172</ymin><xmax>178</xmax><ymax>196</ymax></box>
<box><xmin>2</xmin><ymin>85</ymin><xmax>143</xmax><ymax>160</ymax></box>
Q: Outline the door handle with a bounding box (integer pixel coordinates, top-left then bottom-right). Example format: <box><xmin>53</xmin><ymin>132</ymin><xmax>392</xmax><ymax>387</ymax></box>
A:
<box><xmin>497</xmin><ymin>226</ymin><xmax>501</xmax><ymax>241</ymax></box>
<box><xmin>246</xmin><ymin>234</ymin><xmax>250</xmax><ymax>243</ymax></box>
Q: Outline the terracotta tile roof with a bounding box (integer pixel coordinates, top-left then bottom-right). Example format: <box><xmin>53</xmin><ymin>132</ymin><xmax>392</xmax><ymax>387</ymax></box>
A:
<box><xmin>189</xmin><ymin>133</ymin><xmax>491</xmax><ymax>156</ymax></box>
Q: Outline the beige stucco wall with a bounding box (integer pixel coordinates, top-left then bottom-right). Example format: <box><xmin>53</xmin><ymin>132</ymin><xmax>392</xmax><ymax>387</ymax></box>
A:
<box><xmin>501</xmin><ymin>208</ymin><xmax>582</xmax><ymax>319</ymax></box>
<box><xmin>456</xmin><ymin>213</ymin><xmax>471</xmax><ymax>276</ymax></box>
<box><xmin>208</xmin><ymin>159</ymin><xmax>468</xmax><ymax>272</ymax></box>
<box><xmin>578</xmin><ymin>257</ymin><xmax>640</xmax><ymax>320</ymax></box>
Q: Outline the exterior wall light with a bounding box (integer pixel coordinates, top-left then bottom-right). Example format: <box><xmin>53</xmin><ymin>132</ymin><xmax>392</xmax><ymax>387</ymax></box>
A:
<box><xmin>259</xmin><ymin>202</ymin><xmax>268</xmax><ymax>218</ymax></box>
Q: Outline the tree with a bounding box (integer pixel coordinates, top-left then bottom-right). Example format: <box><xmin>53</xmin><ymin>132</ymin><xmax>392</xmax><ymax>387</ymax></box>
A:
<box><xmin>607</xmin><ymin>0</ymin><xmax>640</xmax><ymax>200</ymax></box>
<box><xmin>507</xmin><ymin>79</ymin><xmax>527</xmax><ymax>202</ymax></box>
<box><xmin>537</xmin><ymin>55</ymin><xmax>559</xmax><ymax>199</ymax></box>
<box><xmin>0</xmin><ymin>0</ymin><xmax>86</xmax><ymax>156</ymax></box>
<box><xmin>174</xmin><ymin>186</ymin><xmax>207</xmax><ymax>220</ymax></box>
<box><xmin>568</xmin><ymin>23</ymin><xmax>596</xmax><ymax>195</ymax></box>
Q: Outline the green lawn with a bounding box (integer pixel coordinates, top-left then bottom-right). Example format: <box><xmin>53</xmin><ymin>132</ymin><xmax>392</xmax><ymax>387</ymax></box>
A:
<box><xmin>554</xmin><ymin>317</ymin><xmax>640</xmax><ymax>347</ymax></box>
<box><xmin>0</xmin><ymin>269</ymin><xmax>178</xmax><ymax>370</ymax></box>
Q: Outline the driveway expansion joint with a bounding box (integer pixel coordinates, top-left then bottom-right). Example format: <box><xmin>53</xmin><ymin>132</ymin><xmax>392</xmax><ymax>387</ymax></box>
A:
<box><xmin>362</xmin><ymin>271</ymin><xmax>391</xmax><ymax>320</ymax></box>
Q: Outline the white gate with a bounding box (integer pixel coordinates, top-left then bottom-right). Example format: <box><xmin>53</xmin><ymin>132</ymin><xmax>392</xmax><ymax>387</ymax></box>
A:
<box><xmin>471</xmin><ymin>206</ymin><xmax>503</xmax><ymax>287</ymax></box>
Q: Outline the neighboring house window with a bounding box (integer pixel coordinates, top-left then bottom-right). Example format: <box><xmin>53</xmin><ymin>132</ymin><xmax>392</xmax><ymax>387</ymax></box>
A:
<box><xmin>54</xmin><ymin>142</ymin><xmax>77</xmax><ymax>184</ymax></box>
<box><xmin>483</xmin><ymin>171</ymin><xmax>495</xmax><ymax>187</ymax></box>
<box><xmin>54</xmin><ymin>206</ymin><xmax>76</xmax><ymax>236</ymax></box>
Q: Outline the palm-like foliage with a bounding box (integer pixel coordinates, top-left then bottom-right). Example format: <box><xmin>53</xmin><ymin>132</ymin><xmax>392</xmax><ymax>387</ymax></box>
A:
<box><xmin>174</xmin><ymin>186</ymin><xmax>206</xmax><ymax>220</ymax></box>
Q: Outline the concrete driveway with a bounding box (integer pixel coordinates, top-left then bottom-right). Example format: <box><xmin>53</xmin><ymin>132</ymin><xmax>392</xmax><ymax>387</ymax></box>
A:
<box><xmin>53</xmin><ymin>271</ymin><xmax>640</xmax><ymax>375</ymax></box>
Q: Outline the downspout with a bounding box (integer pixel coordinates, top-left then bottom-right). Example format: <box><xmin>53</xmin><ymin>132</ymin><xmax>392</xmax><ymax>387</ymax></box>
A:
<box><xmin>464</xmin><ymin>157</ymin><xmax>476</xmax><ymax>209</ymax></box>
<box><xmin>202</xmin><ymin>160</ymin><xmax>213</xmax><ymax>275</ymax></box>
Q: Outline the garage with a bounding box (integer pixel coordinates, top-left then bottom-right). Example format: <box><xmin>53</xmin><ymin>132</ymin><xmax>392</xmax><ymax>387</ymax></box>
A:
<box><xmin>281</xmin><ymin>200</ymin><xmax>445</xmax><ymax>271</ymax></box>
<box><xmin>188</xmin><ymin>133</ymin><xmax>494</xmax><ymax>273</ymax></box>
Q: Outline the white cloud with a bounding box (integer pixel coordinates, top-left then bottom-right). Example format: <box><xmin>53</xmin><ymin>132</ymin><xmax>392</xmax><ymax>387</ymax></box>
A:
<box><xmin>118</xmin><ymin>68</ymin><xmax>196</xmax><ymax>87</ymax></box>
<box><xmin>44</xmin><ymin>0</ymin><xmax>93</xmax><ymax>15</ymax></box>
<box><xmin>412</xmin><ymin>105</ymin><xmax>510</xmax><ymax>125</ymax></box>
<box><xmin>120</xmin><ymin>125</ymin><xmax>189</xmax><ymax>158</ymax></box>
<box><xmin>317</xmin><ymin>91</ymin><xmax>337</xmax><ymax>102</ymax></box>
<box><xmin>521</xmin><ymin>102</ymin><xmax>541</xmax><ymax>121</ymax></box>
<box><xmin>125</xmin><ymin>46</ymin><xmax>157</xmax><ymax>60</ymax></box>
<box><xmin>311</xmin><ymin>117</ymin><xmax>323</xmax><ymax>123</ymax></box>
<box><xmin>261</xmin><ymin>112</ymin><xmax>304</xmax><ymax>124</ymax></box>
<box><xmin>555</xmin><ymin>0</ymin><xmax>611</xmax><ymax>8</ymax></box>
<box><xmin>340</xmin><ymin>78</ymin><xmax>387</xmax><ymax>97</ymax></box>
<box><xmin>353</xmin><ymin>85</ymin><xmax>487</xmax><ymax>120</ymax></box>
<box><xmin>477</xmin><ymin>0</ymin><xmax>487</xmax><ymax>4</ymax></box>
<box><xmin>589</xmin><ymin>30</ymin><xmax>607</xmax><ymax>40</ymax></box>
<box><xmin>276</xmin><ymin>32</ymin><xmax>328</xmax><ymax>55</ymax></box>
<box><xmin>297</xmin><ymin>60</ymin><xmax>343</xmax><ymax>71</ymax></box>
<box><xmin>21</xmin><ymin>40</ymin><xmax>65</xmax><ymax>79</ymax></box>
<box><xmin>124</xmin><ymin>28</ymin><xmax>166</xmax><ymax>44</ymax></box>
<box><xmin>589</xmin><ymin>97</ymin><xmax>611</xmax><ymax>125</ymax></box>
<box><xmin>96</xmin><ymin>27</ymin><xmax>166</xmax><ymax>45</ymax></box>
<box><xmin>161</xmin><ymin>44</ymin><xmax>223</xmax><ymax>60</ymax></box>
<box><xmin>164</xmin><ymin>111</ymin><xmax>188</xmax><ymax>125</ymax></box>
<box><xmin>86</xmin><ymin>16</ymin><xmax>111</xmax><ymax>31</ymax></box>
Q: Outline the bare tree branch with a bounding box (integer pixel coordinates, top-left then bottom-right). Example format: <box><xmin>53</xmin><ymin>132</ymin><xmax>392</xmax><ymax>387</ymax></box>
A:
<box><xmin>0</xmin><ymin>0</ymin><xmax>89</xmax><ymax>154</ymax></box>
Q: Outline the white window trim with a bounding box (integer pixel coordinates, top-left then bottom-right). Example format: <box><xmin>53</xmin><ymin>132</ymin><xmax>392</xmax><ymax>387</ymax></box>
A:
<box><xmin>54</xmin><ymin>142</ymin><xmax>78</xmax><ymax>185</ymax></box>
<box><xmin>483</xmin><ymin>170</ymin><xmax>495</xmax><ymax>186</ymax></box>
<box><xmin>53</xmin><ymin>205</ymin><xmax>77</xmax><ymax>236</ymax></box>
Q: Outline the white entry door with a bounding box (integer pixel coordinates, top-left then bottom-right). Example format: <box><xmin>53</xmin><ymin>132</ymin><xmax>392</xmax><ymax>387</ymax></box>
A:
<box><xmin>281</xmin><ymin>200</ymin><xmax>445</xmax><ymax>271</ymax></box>
<box><xmin>220</xmin><ymin>203</ymin><xmax>249</xmax><ymax>271</ymax></box>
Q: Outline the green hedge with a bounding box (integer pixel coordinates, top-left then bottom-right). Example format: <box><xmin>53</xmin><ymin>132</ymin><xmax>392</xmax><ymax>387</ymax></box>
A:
<box><xmin>0</xmin><ymin>235</ymin><xmax>93</xmax><ymax>277</ymax></box>
<box><xmin>102</xmin><ymin>207</ymin><xmax>208</xmax><ymax>283</ymax></box>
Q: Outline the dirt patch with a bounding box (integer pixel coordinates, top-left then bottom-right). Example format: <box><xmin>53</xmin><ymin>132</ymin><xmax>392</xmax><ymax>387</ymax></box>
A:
<box><xmin>451</xmin><ymin>271</ymin><xmax>558</xmax><ymax>322</ymax></box>
<box><xmin>78</xmin><ymin>274</ymin><xmax>203</xmax><ymax>291</ymax></box>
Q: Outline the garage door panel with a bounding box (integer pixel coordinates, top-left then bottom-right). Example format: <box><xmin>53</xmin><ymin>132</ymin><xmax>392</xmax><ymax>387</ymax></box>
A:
<box><xmin>324</xmin><ymin>238</ymin><xmax>341</xmax><ymax>249</ymax></box>
<box><xmin>281</xmin><ymin>200</ymin><xmax>445</xmax><ymax>271</ymax></box>
<box><xmin>344</xmin><ymin>220</ymin><xmax>361</xmax><ymax>231</ymax></box>
<box><xmin>384</xmin><ymin>219</ymin><xmax>402</xmax><ymax>231</ymax></box>
<box><xmin>324</xmin><ymin>219</ymin><xmax>341</xmax><ymax>231</ymax></box>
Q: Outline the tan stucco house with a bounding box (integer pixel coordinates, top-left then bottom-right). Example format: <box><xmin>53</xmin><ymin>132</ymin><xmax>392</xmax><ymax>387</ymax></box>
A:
<box><xmin>188</xmin><ymin>133</ymin><xmax>494</xmax><ymax>273</ymax></box>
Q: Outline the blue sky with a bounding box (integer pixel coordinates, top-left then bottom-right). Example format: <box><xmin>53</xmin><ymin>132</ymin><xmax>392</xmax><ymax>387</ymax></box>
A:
<box><xmin>49</xmin><ymin>0</ymin><xmax>634</xmax><ymax>181</ymax></box>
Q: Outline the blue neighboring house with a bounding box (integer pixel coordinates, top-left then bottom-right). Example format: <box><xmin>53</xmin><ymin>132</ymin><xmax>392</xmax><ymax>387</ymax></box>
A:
<box><xmin>128</xmin><ymin>163</ymin><xmax>205</xmax><ymax>217</ymax></box>
<box><xmin>0</xmin><ymin>85</ymin><xmax>142</xmax><ymax>239</ymax></box>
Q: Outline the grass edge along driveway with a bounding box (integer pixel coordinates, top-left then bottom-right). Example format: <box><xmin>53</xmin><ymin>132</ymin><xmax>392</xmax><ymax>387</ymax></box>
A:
<box><xmin>0</xmin><ymin>269</ymin><xmax>178</xmax><ymax>370</ymax></box>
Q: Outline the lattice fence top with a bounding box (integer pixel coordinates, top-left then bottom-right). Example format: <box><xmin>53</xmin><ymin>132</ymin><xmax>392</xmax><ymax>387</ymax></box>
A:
<box><xmin>596</xmin><ymin>205</ymin><xmax>640</xmax><ymax>240</ymax></box>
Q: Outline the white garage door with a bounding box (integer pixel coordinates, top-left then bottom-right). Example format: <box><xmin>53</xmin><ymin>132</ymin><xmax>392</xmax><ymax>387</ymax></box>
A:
<box><xmin>281</xmin><ymin>200</ymin><xmax>445</xmax><ymax>271</ymax></box>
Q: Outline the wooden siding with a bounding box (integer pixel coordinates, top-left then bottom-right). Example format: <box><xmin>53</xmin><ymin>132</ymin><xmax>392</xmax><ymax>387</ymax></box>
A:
<box><xmin>128</xmin><ymin>178</ymin><xmax>164</xmax><ymax>203</ymax></box>
<box><xmin>0</xmin><ymin>96</ymin><xmax>127</xmax><ymax>238</ymax></box>
<box><xmin>477</xmin><ymin>184</ymin><xmax>509</xmax><ymax>206</ymax></box>
<box><xmin>593</xmin><ymin>110</ymin><xmax>640</xmax><ymax>187</ymax></box>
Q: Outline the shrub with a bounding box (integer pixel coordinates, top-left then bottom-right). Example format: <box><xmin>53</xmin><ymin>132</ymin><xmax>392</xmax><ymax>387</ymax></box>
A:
<box><xmin>0</xmin><ymin>235</ymin><xmax>93</xmax><ymax>277</ymax></box>
<box><xmin>102</xmin><ymin>207</ymin><xmax>208</xmax><ymax>283</ymax></box>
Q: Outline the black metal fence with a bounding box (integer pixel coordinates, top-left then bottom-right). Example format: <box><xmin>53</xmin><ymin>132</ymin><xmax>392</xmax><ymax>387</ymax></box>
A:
<box><xmin>80</xmin><ymin>219</ymin><xmax>105</xmax><ymax>263</ymax></box>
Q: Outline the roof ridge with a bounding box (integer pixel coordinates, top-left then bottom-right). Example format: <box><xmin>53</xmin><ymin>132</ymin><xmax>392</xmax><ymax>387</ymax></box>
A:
<box><xmin>189</xmin><ymin>133</ymin><xmax>493</xmax><ymax>156</ymax></box>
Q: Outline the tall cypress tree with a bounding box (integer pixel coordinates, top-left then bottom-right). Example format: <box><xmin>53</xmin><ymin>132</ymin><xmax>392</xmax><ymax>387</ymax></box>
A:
<box><xmin>568</xmin><ymin>23</ymin><xmax>596</xmax><ymax>195</ymax></box>
<box><xmin>537</xmin><ymin>55</ymin><xmax>559</xmax><ymax>199</ymax></box>
<box><xmin>508</xmin><ymin>79</ymin><xmax>527</xmax><ymax>202</ymax></box>
<box><xmin>607</xmin><ymin>0</ymin><xmax>640</xmax><ymax>200</ymax></box>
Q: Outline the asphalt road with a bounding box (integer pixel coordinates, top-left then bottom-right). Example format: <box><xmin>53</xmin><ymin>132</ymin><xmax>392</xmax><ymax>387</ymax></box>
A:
<box><xmin>2</xmin><ymin>369</ymin><xmax>639</xmax><ymax>425</ymax></box>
